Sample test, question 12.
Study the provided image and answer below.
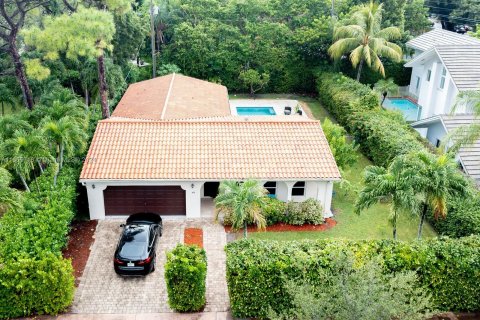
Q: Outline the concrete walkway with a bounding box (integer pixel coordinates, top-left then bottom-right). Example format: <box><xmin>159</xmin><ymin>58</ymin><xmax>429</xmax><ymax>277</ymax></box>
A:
<box><xmin>57</xmin><ymin>312</ymin><xmax>232</xmax><ymax>319</ymax></box>
<box><xmin>71</xmin><ymin>218</ymin><xmax>229</xmax><ymax>314</ymax></box>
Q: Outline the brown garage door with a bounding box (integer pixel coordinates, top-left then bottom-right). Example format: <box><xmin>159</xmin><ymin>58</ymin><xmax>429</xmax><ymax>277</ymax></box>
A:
<box><xmin>104</xmin><ymin>186</ymin><xmax>186</xmax><ymax>215</ymax></box>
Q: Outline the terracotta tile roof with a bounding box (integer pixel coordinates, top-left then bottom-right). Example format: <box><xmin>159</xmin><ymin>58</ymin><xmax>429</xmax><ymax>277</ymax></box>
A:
<box><xmin>80</xmin><ymin>120</ymin><xmax>341</xmax><ymax>181</ymax></box>
<box><xmin>111</xmin><ymin>73</ymin><xmax>230</xmax><ymax>120</ymax></box>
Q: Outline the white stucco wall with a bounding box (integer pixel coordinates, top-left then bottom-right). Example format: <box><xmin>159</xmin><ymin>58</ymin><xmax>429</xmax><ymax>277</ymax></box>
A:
<box><xmin>82</xmin><ymin>179</ymin><xmax>335</xmax><ymax>220</ymax></box>
<box><xmin>425</xmin><ymin>121</ymin><xmax>447</xmax><ymax>146</ymax></box>
<box><xmin>410</xmin><ymin>58</ymin><xmax>460</xmax><ymax>120</ymax></box>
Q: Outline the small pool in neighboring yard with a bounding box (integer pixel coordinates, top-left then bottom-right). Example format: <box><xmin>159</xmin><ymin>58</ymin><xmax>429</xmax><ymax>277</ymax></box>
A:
<box><xmin>236</xmin><ymin>106</ymin><xmax>276</xmax><ymax>116</ymax></box>
<box><xmin>383</xmin><ymin>98</ymin><xmax>421</xmax><ymax>122</ymax></box>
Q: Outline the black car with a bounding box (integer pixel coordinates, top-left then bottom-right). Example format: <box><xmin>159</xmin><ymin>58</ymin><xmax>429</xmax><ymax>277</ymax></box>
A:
<box><xmin>114</xmin><ymin>213</ymin><xmax>162</xmax><ymax>276</ymax></box>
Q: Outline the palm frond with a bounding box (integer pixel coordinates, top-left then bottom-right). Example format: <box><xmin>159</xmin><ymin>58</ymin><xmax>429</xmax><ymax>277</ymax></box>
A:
<box><xmin>329</xmin><ymin>38</ymin><xmax>362</xmax><ymax>60</ymax></box>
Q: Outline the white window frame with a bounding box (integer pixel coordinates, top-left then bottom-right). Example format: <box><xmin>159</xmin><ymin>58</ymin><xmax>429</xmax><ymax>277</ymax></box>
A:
<box><xmin>439</xmin><ymin>67</ymin><xmax>447</xmax><ymax>89</ymax></box>
<box><xmin>291</xmin><ymin>181</ymin><xmax>305</xmax><ymax>197</ymax></box>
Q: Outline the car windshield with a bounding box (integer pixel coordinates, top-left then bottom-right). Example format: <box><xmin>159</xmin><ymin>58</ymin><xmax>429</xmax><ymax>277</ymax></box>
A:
<box><xmin>118</xmin><ymin>225</ymin><xmax>149</xmax><ymax>259</ymax></box>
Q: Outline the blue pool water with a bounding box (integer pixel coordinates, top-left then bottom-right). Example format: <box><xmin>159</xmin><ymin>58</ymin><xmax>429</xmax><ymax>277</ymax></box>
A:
<box><xmin>236</xmin><ymin>106</ymin><xmax>276</xmax><ymax>116</ymax></box>
<box><xmin>383</xmin><ymin>98</ymin><xmax>421</xmax><ymax>122</ymax></box>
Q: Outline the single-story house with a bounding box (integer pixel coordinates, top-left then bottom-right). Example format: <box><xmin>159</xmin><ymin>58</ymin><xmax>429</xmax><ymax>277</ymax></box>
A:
<box><xmin>412</xmin><ymin>114</ymin><xmax>480</xmax><ymax>186</ymax></box>
<box><xmin>80</xmin><ymin>74</ymin><xmax>341</xmax><ymax>219</ymax></box>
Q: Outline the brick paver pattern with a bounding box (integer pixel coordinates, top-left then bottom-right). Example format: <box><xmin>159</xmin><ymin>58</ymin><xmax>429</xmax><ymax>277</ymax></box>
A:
<box><xmin>72</xmin><ymin>219</ymin><xmax>229</xmax><ymax>314</ymax></box>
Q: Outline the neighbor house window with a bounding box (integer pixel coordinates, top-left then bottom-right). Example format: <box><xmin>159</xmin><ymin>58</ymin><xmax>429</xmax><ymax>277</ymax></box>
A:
<box><xmin>427</xmin><ymin>69</ymin><xmax>432</xmax><ymax>81</ymax></box>
<box><xmin>292</xmin><ymin>181</ymin><xmax>305</xmax><ymax>196</ymax></box>
<box><xmin>439</xmin><ymin>68</ymin><xmax>446</xmax><ymax>89</ymax></box>
<box><xmin>264</xmin><ymin>181</ymin><xmax>277</xmax><ymax>197</ymax></box>
<box><xmin>415</xmin><ymin>76</ymin><xmax>421</xmax><ymax>92</ymax></box>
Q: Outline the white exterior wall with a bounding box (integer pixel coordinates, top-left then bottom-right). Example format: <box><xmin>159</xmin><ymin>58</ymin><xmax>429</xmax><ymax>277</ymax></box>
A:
<box><xmin>425</xmin><ymin>121</ymin><xmax>447</xmax><ymax>146</ymax></box>
<box><xmin>409</xmin><ymin>58</ymin><xmax>460</xmax><ymax>120</ymax></box>
<box><xmin>83</xmin><ymin>179</ymin><xmax>335</xmax><ymax>220</ymax></box>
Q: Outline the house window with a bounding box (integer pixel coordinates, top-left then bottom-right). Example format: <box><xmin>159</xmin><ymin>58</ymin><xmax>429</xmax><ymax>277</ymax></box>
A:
<box><xmin>264</xmin><ymin>181</ymin><xmax>277</xmax><ymax>197</ymax></box>
<box><xmin>292</xmin><ymin>181</ymin><xmax>305</xmax><ymax>196</ymax></box>
<box><xmin>427</xmin><ymin>69</ymin><xmax>432</xmax><ymax>82</ymax></box>
<box><xmin>439</xmin><ymin>68</ymin><xmax>447</xmax><ymax>89</ymax></box>
<box><xmin>435</xmin><ymin>139</ymin><xmax>441</xmax><ymax>148</ymax></box>
<box><xmin>415</xmin><ymin>76</ymin><xmax>421</xmax><ymax>92</ymax></box>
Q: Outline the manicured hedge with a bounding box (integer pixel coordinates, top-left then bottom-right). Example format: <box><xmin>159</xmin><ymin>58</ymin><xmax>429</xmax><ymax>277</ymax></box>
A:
<box><xmin>0</xmin><ymin>254</ymin><xmax>75</xmax><ymax>318</ymax></box>
<box><xmin>316</xmin><ymin>72</ymin><xmax>379</xmax><ymax>129</ymax></box>
<box><xmin>349</xmin><ymin>110</ymin><xmax>427</xmax><ymax>167</ymax></box>
<box><xmin>165</xmin><ymin>244</ymin><xmax>207</xmax><ymax>312</ymax></box>
<box><xmin>225</xmin><ymin>237</ymin><xmax>480</xmax><ymax>318</ymax></box>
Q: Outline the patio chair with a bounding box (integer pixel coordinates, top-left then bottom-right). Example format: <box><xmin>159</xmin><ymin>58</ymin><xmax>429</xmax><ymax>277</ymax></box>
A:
<box><xmin>284</xmin><ymin>106</ymin><xmax>292</xmax><ymax>115</ymax></box>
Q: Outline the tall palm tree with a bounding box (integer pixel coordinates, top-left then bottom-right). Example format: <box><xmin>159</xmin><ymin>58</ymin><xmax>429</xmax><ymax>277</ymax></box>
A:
<box><xmin>1</xmin><ymin>129</ymin><xmax>53</xmax><ymax>192</ymax></box>
<box><xmin>405</xmin><ymin>151</ymin><xmax>469</xmax><ymax>239</ymax></box>
<box><xmin>41</xmin><ymin>116</ymin><xmax>87</xmax><ymax>184</ymax></box>
<box><xmin>374</xmin><ymin>78</ymin><xmax>399</xmax><ymax>106</ymax></box>
<box><xmin>0</xmin><ymin>84</ymin><xmax>16</xmax><ymax>116</ymax></box>
<box><xmin>214</xmin><ymin>180</ymin><xmax>268</xmax><ymax>238</ymax></box>
<box><xmin>355</xmin><ymin>157</ymin><xmax>420</xmax><ymax>239</ymax></box>
<box><xmin>30</xmin><ymin>100</ymin><xmax>87</xmax><ymax>128</ymax></box>
<box><xmin>328</xmin><ymin>1</ymin><xmax>402</xmax><ymax>81</ymax></box>
<box><xmin>0</xmin><ymin>167</ymin><xmax>21</xmax><ymax>215</ymax></box>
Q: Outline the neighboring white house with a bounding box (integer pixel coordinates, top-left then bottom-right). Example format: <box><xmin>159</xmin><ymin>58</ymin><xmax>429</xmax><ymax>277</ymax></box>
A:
<box><xmin>403</xmin><ymin>30</ymin><xmax>480</xmax><ymax>186</ymax></box>
<box><xmin>80</xmin><ymin>73</ymin><xmax>341</xmax><ymax>220</ymax></box>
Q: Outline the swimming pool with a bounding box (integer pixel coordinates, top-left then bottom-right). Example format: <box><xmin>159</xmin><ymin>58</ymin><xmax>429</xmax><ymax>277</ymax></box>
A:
<box><xmin>236</xmin><ymin>106</ymin><xmax>276</xmax><ymax>116</ymax></box>
<box><xmin>383</xmin><ymin>98</ymin><xmax>421</xmax><ymax>122</ymax></box>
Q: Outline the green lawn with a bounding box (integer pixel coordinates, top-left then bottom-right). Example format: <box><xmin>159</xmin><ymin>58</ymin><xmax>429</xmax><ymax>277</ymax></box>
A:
<box><xmin>238</xmin><ymin>94</ymin><xmax>436</xmax><ymax>241</ymax></box>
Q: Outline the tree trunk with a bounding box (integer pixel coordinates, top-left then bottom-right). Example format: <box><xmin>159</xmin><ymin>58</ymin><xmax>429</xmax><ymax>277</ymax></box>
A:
<box><xmin>18</xmin><ymin>172</ymin><xmax>30</xmax><ymax>192</ymax></box>
<box><xmin>243</xmin><ymin>220</ymin><xmax>248</xmax><ymax>238</ymax></box>
<box><xmin>356</xmin><ymin>58</ymin><xmax>364</xmax><ymax>82</ymax></box>
<box><xmin>9</xmin><ymin>37</ymin><xmax>34</xmax><ymax>110</ymax></box>
<box><xmin>381</xmin><ymin>92</ymin><xmax>387</xmax><ymax>106</ymax></box>
<box><xmin>417</xmin><ymin>203</ymin><xmax>428</xmax><ymax>239</ymax></box>
<box><xmin>97</xmin><ymin>53</ymin><xmax>110</xmax><ymax>119</ymax></box>
<box><xmin>85</xmin><ymin>88</ymin><xmax>90</xmax><ymax>107</ymax></box>
<box><xmin>37</xmin><ymin>159</ymin><xmax>44</xmax><ymax>174</ymax></box>
<box><xmin>392</xmin><ymin>211</ymin><xmax>397</xmax><ymax>240</ymax></box>
<box><xmin>59</xmin><ymin>143</ymin><xmax>64</xmax><ymax>170</ymax></box>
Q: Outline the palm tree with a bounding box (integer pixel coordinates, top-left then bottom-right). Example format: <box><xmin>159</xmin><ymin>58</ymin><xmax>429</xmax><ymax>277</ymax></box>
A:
<box><xmin>0</xmin><ymin>167</ymin><xmax>21</xmax><ymax>215</ymax></box>
<box><xmin>41</xmin><ymin>116</ymin><xmax>87</xmax><ymax>184</ymax></box>
<box><xmin>328</xmin><ymin>1</ymin><xmax>403</xmax><ymax>82</ymax></box>
<box><xmin>30</xmin><ymin>100</ymin><xmax>87</xmax><ymax>128</ymax></box>
<box><xmin>0</xmin><ymin>115</ymin><xmax>32</xmax><ymax>140</ymax></box>
<box><xmin>374</xmin><ymin>78</ymin><xmax>399</xmax><ymax>106</ymax></box>
<box><xmin>0</xmin><ymin>84</ymin><xmax>16</xmax><ymax>116</ymax></box>
<box><xmin>405</xmin><ymin>151</ymin><xmax>469</xmax><ymax>239</ymax></box>
<box><xmin>214</xmin><ymin>180</ymin><xmax>268</xmax><ymax>238</ymax></box>
<box><xmin>355</xmin><ymin>157</ymin><xmax>420</xmax><ymax>239</ymax></box>
<box><xmin>1</xmin><ymin>129</ymin><xmax>53</xmax><ymax>192</ymax></box>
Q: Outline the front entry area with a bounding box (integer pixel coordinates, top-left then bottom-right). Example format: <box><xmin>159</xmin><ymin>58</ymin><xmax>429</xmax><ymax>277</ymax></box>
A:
<box><xmin>103</xmin><ymin>186</ymin><xmax>186</xmax><ymax>216</ymax></box>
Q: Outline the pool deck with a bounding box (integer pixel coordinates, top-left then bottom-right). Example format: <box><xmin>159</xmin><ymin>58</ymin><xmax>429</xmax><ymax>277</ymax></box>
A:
<box><xmin>229</xmin><ymin>99</ymin><xmax>307</xmax><ymax>117</ymax></box>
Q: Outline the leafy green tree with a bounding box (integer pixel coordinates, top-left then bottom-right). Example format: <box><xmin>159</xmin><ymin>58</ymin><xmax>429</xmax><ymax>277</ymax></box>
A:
<box><xmin>214</xmin><ymin>180</ymin><xmax>267</xmax><ymax>238</ymax></box>
<box><xmin>355</xmin><ymin>156</ymin><xmax>420</xmax><ymax>239</ymax></box>
<box><xmin>0</xmin><ymin>84</ymin><xmax>16</xmax><ymax>116</ymax></box>
<box><xmin>0</xmin><ymin>167</ymin><xmax>21</xmax><ymax>215</ymax></box>
<box><xmin>112</xmin><ymin>10</ymin><xmax>148</xmax><ymax>65</ymax></box>
<box><xmin>0</xmin><ymin>115</ymin><xmax>32</xmax><ymax>140</ymax></box>
<box><xmin>239</xmin><ymin>69</ymin><xmax>270</xmax><ymax>96</ymax></box>
<box><xmin>450</xmin><ymin>0</ymin><xmax>480</xmax><ymax>27</ymax></box>
<box><xmin>270</xmin><ymin>253</ymin><xmax>432</xmax><ymax>320</ymax></box>
<box><xmin>404</xmin><ymin>0</ymin><xmax>431</xmax><ymax>36</ymax></box>
<box><xmin>1</xmin><ymin>129</ymin><xmax>53</xmax><ymax>192</ymax></box>
<box><xmin>328</xmin><ymin>1</ymin><xmax>402</xmax><ymax>81</ymax></box>
<box><xmin>157</xmin><ymin>64</ymin><xmax>181</xmax><ymax>77</ymax></box>
<box><xmin>322</xmin><ymin>118</ymin><xmax>358</xmax><ymax>170</ymax></box>
<box><xmin>22</xmin><ymin>7</ymin><xmax>116</xmax><ymax>119</ymax></box>
<box><xmin>470</xmin><ymin>25</ymin><xmax>480</xmax><ymax>39</ymax></box>
<box><xmin>405</xmin><ymin>151</ymin><xmax>469</xmax><ymax>239</ymax></box>
<box><xmin>374</xmin><ymin>78</ymin><xmax>399</xmax><ymax>106</ymax></box>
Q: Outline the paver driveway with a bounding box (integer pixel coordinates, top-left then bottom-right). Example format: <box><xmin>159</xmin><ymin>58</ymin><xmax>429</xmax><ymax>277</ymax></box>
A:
<box><xmin>72</xmin><ymin>218</ymin><xmax>229</xmax><ymax>314</ymax></box>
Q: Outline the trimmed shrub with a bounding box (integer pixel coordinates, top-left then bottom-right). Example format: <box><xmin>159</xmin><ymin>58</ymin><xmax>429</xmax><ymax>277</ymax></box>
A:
<box><xmin>285</xmin><ymin>198</ymin><xmax>323</xmax><ymax>225</ymax></box>
<box><xmin>225</xmin><ymin>237</ymin><xmax>480</xmax><ymax>318</ymax></box>
<box><xmin>349</xmin><ymin>110</ymin><xmax>427</xmax><ymax>167</ymax></box>
<box><xmin>316</xmin><ymin>72</ymin><xmax>379</xmax><ymax>129</ymax></box>
<box><xmin>0</xmin><ymin>254</ymin><xmax>75</xmax><ymax>318</ymax></box>
<box><xmin>262</xmin><ymin>197</ymin><xmax>287</xmax><ymax>225</ymax></box>
<box><xmin>165</xmin><ymin>244</ymin><xmax>207</xmax><ymax>312</ymax></box>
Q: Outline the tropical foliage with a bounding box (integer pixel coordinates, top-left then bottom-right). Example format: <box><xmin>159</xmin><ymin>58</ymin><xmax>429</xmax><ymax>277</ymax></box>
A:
<box><xmin>215</xmin><ymin>180</ymin><xmax>267</xmax><ymax>238</ymax></box>
<box><xmin>328</xmin><ymin>1</ymin><xmax>402</xmax><ymax>81</ymax></box>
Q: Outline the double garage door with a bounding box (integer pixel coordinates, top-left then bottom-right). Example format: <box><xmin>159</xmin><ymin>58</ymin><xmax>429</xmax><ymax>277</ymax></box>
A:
<box><xmin>104</xmin><ymin>186</ymin><xmax>186</xmax><ymax>216</ymax></box>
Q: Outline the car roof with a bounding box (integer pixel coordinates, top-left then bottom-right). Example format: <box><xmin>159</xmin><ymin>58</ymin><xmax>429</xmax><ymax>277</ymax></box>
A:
<box><xmin>126</xmin><ymin>212</ymin><xmax>162</xmax><ymax>225</ymax></box>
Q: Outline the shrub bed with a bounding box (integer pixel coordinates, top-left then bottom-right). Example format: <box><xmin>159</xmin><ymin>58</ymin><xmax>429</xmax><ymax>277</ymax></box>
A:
<box><xmin>225</xmin><ymin>237</ymin><xmax>480</xmax><ymax>318</ymax></box>
<box><xmin>165</xmin><ymin>244</ymin><xmax>207</xmax><ymax>312</ymax></box>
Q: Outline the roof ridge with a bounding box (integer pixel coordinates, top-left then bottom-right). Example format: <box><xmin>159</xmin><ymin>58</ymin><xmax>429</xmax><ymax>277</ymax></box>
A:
<box><xmin>160</xmin><ymin>72</ymin><xmax>175</xmax><ymax>120</ymax></box>
<box><xmin>101</xmin><ymin>120</ymin><xmax>321</xmax><ymax>124</ymax></box>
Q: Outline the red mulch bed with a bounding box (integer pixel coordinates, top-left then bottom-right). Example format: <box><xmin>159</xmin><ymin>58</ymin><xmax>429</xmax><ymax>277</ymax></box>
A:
<box><xmin>62</xmin><ymin>220</ymin><xmax>97</xmax><ymax>286</ymax></box>
<box><xmin>224</xmin><ymin>218</ymin><xmax>337</xmax><ymax>233</ymax></box>
<box><xmin>184</xmin><ymin>228</ymin><xmax>203</xmax><ymax>248</ymax></box>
